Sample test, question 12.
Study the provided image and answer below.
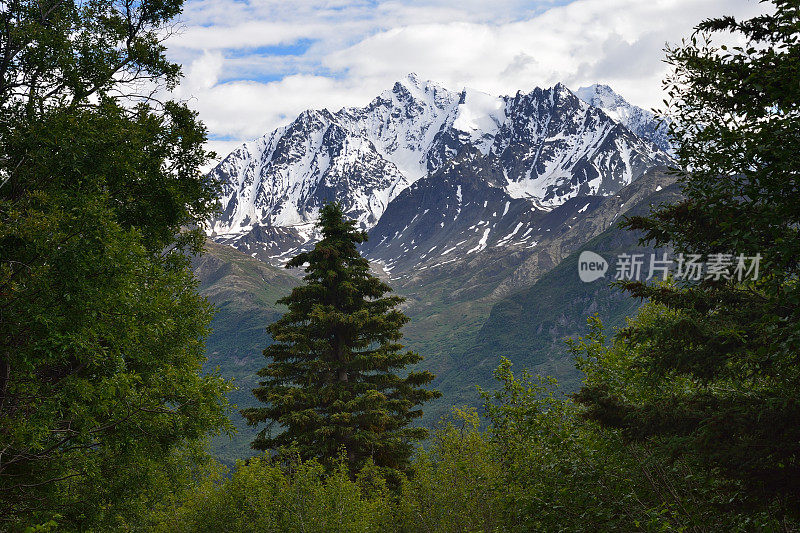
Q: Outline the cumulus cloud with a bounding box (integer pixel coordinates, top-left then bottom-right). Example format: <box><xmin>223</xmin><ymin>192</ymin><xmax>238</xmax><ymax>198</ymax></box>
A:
<box><xmin>167</xmin><ymin>0</ymin><xmax>770</xmax><ymax>160</ymax></box>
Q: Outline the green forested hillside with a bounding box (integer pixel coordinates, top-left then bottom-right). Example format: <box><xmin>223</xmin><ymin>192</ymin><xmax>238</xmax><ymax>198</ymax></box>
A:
<box><xmin>193</xmin><ymin>241</ymin><xmax>299</xmax><ymax>464</ymax></box>
<box><xmin>464</xmin><ymin>178</ymin><xmax>683</xmax><ymax>382</ymax></box>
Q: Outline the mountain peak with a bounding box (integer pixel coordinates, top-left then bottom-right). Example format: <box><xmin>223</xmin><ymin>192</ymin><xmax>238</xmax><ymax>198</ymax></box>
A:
<box><xmin>575</xmin><ymin>84</ymin><xmax>672</xmax><ymax>154</ymax></box>
<box><xmin>575</xmin><ymin>83</ymin><xmax>628</xmax><ymax>110</ymax></box>
<box><xmin>551</xmin><ymin>82</ymin><xmax>581</xmax><ymax>105</ymax></box>
<box><xmin>207</xmin><ymin>76</ymin><xmax>672</xmax><ymax>256</ymax></box>
<box><xmin>404</xmin><ymin>72</ymin><xmax>422</xmax><ymax>86</ymax></box>
<box><xmin>384</xmin><ymin>73</ymin><xmax>453</xmax><ymax>107</ymax></box>
<box><xmin>553</xmin><ymin>81</ymin><xmax>570</xmax><ymax>93</ymax></box>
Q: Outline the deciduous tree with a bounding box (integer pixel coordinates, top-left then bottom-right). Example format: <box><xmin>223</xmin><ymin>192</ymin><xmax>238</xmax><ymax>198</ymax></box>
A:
<box><xmin>0</xmin><ymin>0</ymin><xmax>231</xmax><ymax>528</ymax></box>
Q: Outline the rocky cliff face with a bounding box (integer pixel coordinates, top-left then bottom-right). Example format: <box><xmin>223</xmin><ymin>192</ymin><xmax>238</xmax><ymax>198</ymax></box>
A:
<box><xmin>206</xmin><ymin>75</ymin><xmax>672</xmax><ymax>269</ymax></box>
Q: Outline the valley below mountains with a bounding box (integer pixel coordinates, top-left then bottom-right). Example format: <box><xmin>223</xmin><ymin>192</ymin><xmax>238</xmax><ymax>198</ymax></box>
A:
<box><xmin>195</xmin><ymin>75</ymin><xmax>677</xmax><ymax>462</ymax></box>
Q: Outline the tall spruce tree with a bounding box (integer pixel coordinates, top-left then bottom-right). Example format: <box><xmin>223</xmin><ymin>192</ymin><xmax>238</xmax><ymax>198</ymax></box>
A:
<box><xmin>574</xmin><ymin>0</ymin><xmax>800</xmax><ymax>517</ymax></box>
<box><xmin>243</xmin><ymin>202</ymin><xmax>440</xmax><ymax>477</ymax></box>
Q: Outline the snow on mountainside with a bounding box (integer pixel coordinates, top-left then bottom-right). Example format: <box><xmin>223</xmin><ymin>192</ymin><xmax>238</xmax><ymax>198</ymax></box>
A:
<box><xmin>207</xmin><ymin>74</ymin><xmax>673</xmax><ymax>265</ymax></box>
<box><xmin>361</xmin><ymin>147</ymin><xmax>607</xmax><ymax>277</ymax></box>
<box><xmin>574</xmin><ymin>84</ymin><xmax>672</xmax><ymax>154</ymax></box>
<box><xmin>481</xmin><ymin>83</ymin><xmax>670</xmax><ymax>205</ymax></box>
<box><xmin>210</xmin><ymin>74</ymin><xmax>460</xmax><ymax>239</ymax></box>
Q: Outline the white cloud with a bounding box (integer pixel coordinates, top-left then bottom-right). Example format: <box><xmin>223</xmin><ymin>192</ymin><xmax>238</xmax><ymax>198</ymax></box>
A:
<box><xmin>168</xmin><ymin>0</ymin><xmax>770</xmax><ymax>161</ymax></box>
<box><xmin>184</xmin><ymin>50</ymin><xmax>223</xmax><ymax>90</ymax></box>
<box><xmin>174</xmin><ymin>72</ymin><xmax>387</xmax><ymax>142</ymax></box>
<box><xmin>173</xmin><ymin>22</ymin><xmax>329</xmax><ymax>50</ymax></box>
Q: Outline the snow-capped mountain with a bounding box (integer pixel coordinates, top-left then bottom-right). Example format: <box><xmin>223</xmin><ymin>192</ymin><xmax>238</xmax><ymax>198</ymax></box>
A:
<box><xmin>574</xmin><ymin>84</ymin><xmax>672</xmax><ymax>154</ymax></box>
<box><xmin>471</xmin><ymin>83</ymin><xmax>670</xmax><ymax>205</ymax></box>
<box><xmin>209</xmin><ymin>75</ymin><xmax>460</xmax><ymax>239</ymax></box>
<box><xmin>208</xmin><ymin>74</ymin><xmax>672</xmax><ymax>265</ymax></box>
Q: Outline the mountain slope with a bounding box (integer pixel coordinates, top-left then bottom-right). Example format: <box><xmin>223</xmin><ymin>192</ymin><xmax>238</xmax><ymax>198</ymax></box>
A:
<box><xmin>361</xmin><ymin>148</ymin><xmax>546</xmax><ymax>276</ymax></box>
<box><xmin>387</xmin><ymin>167</ymin><xmax>678</xmax><ymax>422</ymax></box>
<box><xmin>421</xmin><ymin>173</ymin><xmax>683</xmax><ymax>424</ymax></box>
<box><xmin>192</xmin><ymin>241</ymin><xmax>299</xmax><ymax>464</ymax></box>
<box><xmin>465</xmin><ymin>177</ymin><xmax>682</xmax><ymax>377</ymax></box>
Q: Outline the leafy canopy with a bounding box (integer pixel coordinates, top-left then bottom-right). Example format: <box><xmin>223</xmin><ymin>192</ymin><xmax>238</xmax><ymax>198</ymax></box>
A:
<box><xmin>0</xmin><ymin>0</ymin><xmax>231</xmax><ymax>528</ymax></box>
<box><xmin>574</xmin><ymin>0</ymin><xmax>800</xmax><ymax>518</ymax></box>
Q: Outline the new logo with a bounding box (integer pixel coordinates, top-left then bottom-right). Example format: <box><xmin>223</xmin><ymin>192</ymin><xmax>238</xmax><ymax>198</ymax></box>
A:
<box><xmin>578</xmin><ymin>251</ymin><xmax>608</xmax><ymax>282</ymax></box>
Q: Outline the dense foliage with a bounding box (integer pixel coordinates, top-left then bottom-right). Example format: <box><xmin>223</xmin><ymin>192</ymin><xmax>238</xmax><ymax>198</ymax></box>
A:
<box><xmin>574</xmin><ymin>0</ymin><xmax>800</xmax><ymax>519</ymax></box>
<box><xmin>160</xmin><ymin>352</ymin><xmax>795</xmax><ymax>532</ymax></box>
<box><xmin>243</xmin><ymin>203</ymin><xmax>440</xmax><ymax>480</ymax></box>
<box><xmin>0</xmin><ymin>0</ymin><xmax>231</xmax><ymax>528</ymax></box>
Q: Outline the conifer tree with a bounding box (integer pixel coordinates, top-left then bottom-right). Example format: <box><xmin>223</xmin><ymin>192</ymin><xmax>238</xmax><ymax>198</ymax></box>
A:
<box><xmin>574</xmin><ymin>0</ymin><xmax>800</xmax><ymax>516</ymax></box>
<box><xmin>243</xmin><ymin>202</ymin><xmax>440</xmax><ymax>477</ymax></box>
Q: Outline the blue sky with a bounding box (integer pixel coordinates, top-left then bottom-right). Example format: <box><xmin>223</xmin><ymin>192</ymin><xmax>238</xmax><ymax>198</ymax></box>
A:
<box><xmin>165</xmin><ymin>0</ymin><xmax>766</xmax><ymax>160</ymax></box>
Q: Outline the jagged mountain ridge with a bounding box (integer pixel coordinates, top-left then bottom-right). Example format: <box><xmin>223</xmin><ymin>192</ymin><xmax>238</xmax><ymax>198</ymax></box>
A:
<box><xmin>210</xmin><ymin>75</ymin><xmax>460</xmax><ymax>237</ymax></box>
<box><xmin>575</xmin><ymin>84</ymin><xmax>672</xmax><ymax>155</ymax></box>
<box><xmin>208</xmin><ymin>75</ymin><xmax>672</xmax><ymax>266</ymax></box>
